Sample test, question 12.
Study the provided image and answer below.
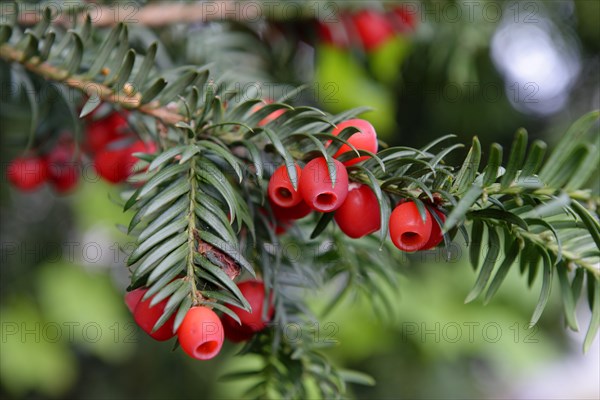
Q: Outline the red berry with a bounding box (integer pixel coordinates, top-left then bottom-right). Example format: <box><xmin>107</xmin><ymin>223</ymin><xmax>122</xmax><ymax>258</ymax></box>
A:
<box><xmin>94</xmin><ymin>140</ymin><xmax>156</xmax><ymax>184</ymax></box>
<box><xmin>222</xmin><ymin>280</ymin><xmax>274</xmax><ymax>337</ymax></box>
<box><xmin>268</xmin><ymin>164</ymin><xmax>303</xmax><ymax>208</ymax></box>
<box><xmin>85</xmin><ymin>112</ymin><xmax>130</xmax><ymax>154</ymax></box>
<box><xmin>177</xmin><ymin>306</ymin><xmax>224</xmax><ymax>360</ymax></box>
<box><xmin>300</xmin><ymin>158</ymin><xmax>349</xmax><ymax>212</ymax></box>
<box><xmin>334</xmin><ymin>183</ymin><xmax>381</xmax><ymax>238</ymax></box>
<box><xmin>351</xmin><ymin>10</ymin><xmax>395</xmax><ymax>51</ymax></box>
<box><xmin>132</xmin><ymin>290</ymin><xmax>177</xmax><ymax>341</ymax></box>
<box><xmin>330</xmin><ymin>119</ymin><xmax>378</xmax><ymax>166</ymax></box>
<box><xmin>389</xmin><ymin>201</ymin><xmax>433</xmax><ymax>252</ymax></box>
<box><xmin>420</xmin><ymin>208</ymin><xmax>446</xmax><ymax>250</ymax></box>
<box><xmin>6</xmin><ymin>156</ymin><xmax>48</xmax><ymax>191</ymax></box>
<box><xmin>94</xmin><ymin>147</ymin><xmax>129</xmax><ymax>183</ymax></box>
<box><xmin>125</xmin><ymin>288</ymin><xmax>145</xmax><ymax>313</ymax></box>
<box><xmin>46</xmin><ymin>143</ymin><xmax>79</xmax><ymax>193</ymax></box>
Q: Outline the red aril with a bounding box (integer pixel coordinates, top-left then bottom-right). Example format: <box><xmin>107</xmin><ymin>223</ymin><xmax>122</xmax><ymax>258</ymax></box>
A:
<box><xmin>94</xmin><ymin>147</ymin><xmax>129</xmax><ymax>183</ymax></box>
<box><xmin>177</xmin><ymin>306</ymin><xmax>224</xmax><ymax>360</ymax></box>
<box><xmin>132</xmin><ymin>290</ymin><xmax>177</xmax><ymax>341</ymax></box>
<box><xmin>268</xmin><ymin>164</ymin><xmax>303</xmax><ymax>208</ymax></box>
<box><xmin>299</xmin><ymin>158</ymin><xmax>349</xmax><ymax>212</ymax></box>
<box><xmin>6</xmin><ymin>156</ymin><xmax>48</xmax><ymax>191</ymax></box>
<box><xmin>334</xmin><ymin>183</ymin><xmax>381</xmax><ymax>238</ymax></box>
<box><xmin>330</xmin><ymin>119</ymin><xmax>378</xmax><ymax>166</ymax></box>
<box><xmin>221</xmin><ymin>280</ymin><xmax>274</xmax><ymax>335</ymax></box>
<box><xmin>420</xmin><ymin>208</ymin><xmax>446</xmax><ymax>250</ymax></box>
<box><xmin>389</xmin><ymin>201</ymin><xmax>433</xmax><ymax>252</ymax></box>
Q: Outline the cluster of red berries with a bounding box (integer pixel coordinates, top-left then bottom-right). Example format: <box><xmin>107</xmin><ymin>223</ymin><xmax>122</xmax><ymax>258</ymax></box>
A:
<box><xmin>318</xmin><ymin>7</ymin><xmax>417</xmax><ymax>51</ymax></box>
<box><xmin>6</xmin><ymin>108</ymin><xmax>157</xmax><ymax>193</ymax></box>
<box><xmin>86</xmin><ymin>111</ymin><xmax>157</xmax><ymax>184</ymax></box>
<box><xmin>6</xmin><ymin>139</ymin><xmax>79</xmax><ymax>194</ymax></box>
<box><xmin>268</xmin><ymin>118</ymin><xmax>446</xmax><ymax>252</ymax></box>
<box><xmin>267</xmin><ymin>119</ymin><xmax>379</xmax><ymax>235</ymax></box>
<box><xmin>125</xmin><ymin>279</ymin><xmax>273</xmax><ymax>360</ymax></box>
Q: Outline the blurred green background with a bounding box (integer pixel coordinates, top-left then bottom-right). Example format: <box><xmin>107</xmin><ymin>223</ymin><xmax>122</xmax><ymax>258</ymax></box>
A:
<box><xmin>1</xmin><ymin>0</ymin><xmax>599</xmax><ymax>399</ymax></box>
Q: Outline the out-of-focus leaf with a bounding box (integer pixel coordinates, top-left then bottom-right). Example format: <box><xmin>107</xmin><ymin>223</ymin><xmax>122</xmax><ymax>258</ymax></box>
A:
<box><xmin>530</xmin><ymin>249</ymin><xmax>553</xmax><ymax>326</ymax></box>
<box><xmin>452</xmin><ymin>136</ymin><xmax>481</xmax><ymax>194</ymax></box>
<box><xmin>501</xmin><ymin>128</ymin><xmax>527</xmax><ymax>188</ymax></box>
<box><xmin>557</xmin><ymin>264</ymin><xmax>579</xmax><ymax>331</ymax></box>
<box><xmin>482</xmin><ymin>143</ymin><xmax>502</xmax><ymax>186</ymax></box>
<box><xmin>484</xmin><ymin>240</ymin><xmax>520</xmax><ymax>303</ymax></box>
<box><xmin>465</xmin><ymin>227</ymin><xmax>500</xmax><ymax>303</ymax></box>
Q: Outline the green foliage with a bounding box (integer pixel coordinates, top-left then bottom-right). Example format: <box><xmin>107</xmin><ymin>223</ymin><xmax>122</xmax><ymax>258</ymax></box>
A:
<box><xmin>1</xmin><ymin>8</ymin><xmax>599</xmax><ymax>398</ymax></box>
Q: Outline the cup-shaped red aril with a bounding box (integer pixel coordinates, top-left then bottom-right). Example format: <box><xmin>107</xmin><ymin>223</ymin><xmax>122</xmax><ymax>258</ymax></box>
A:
<box><xmin>267</xmin><ymin>164</ymin><xmax>303</xmax><ymax>208</ymax></box>
<box><xmin>334</xmin><ymin>183</ymin><xmax>381</xmax><ymax>238</ymax></box>
<box><xmin>330</xmin><ymin>119</ymin><xmax>378</xmax><ymax>166</ymax></box>
<box><xmin>389</xmin><ymin>201</ymin><xmax>433</xmax><ymax>252</ymax></box>
<box><xmin>177</xmin><ymin>307</ymin><xmax>224</xmax><ymax>360</ymax></box>
<box><xmin>222</xmin><ymin>280</ymin><xmax>274</xmax><ymax>334</ymax></box>
<box><xmin>299</xmin><ymin>158</ymin><xmax>349</xmax><ymax>212</ymax></box>
<box><xmin>7</xmin><ymin>156</ymin><xmax>49</xmax><ymax>191</ymax></box>
<box><xmin>420</xmin><ymin>208</ymin><xmax>446</xmax><ymax>250</ymax></box>
<box><xmin>133</xmin><ymin>291</ymin><xmax>177</xmax><ymax>341</ymax></box>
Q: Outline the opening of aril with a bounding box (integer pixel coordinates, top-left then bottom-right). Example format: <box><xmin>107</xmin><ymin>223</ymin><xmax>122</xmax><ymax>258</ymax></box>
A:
<box><xmin>316</xmin><ymin>192</ymin><xmax>337</xmax><ymax>207</ymax></box>
<box><xmin>196</xmin><ymin>340</ymin><xmax>218</xmax><ymax>356</ymax></box>
<box><xmin>277</xmin><ymin>187</ymin><xmax>292</xmax><ymax>199</ymax></box>
<box><xmin>401</xmin><ymin>232</ymin><xmax>421</xmax><ymax>246</ymax></box>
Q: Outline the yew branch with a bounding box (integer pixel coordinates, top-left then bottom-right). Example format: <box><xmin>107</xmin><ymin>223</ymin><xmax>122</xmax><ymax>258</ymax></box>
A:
<box><xmin>0</xmin><ymin>43</ymin><xmax>186</xmax><ymax>125</ymax></box>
